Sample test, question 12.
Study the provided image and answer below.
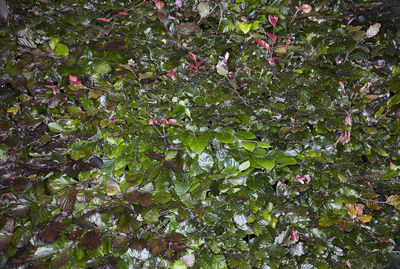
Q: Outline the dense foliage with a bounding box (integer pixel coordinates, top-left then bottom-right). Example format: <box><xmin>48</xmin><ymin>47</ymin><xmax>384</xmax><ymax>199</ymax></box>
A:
<box><xmin>1</xmin><ymin>0</ymin><xmax>400</xmax><ymax>268</ymax></box>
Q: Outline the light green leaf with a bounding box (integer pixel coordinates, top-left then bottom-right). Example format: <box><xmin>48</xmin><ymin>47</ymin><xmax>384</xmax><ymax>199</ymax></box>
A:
<box><xmin>55</xmin><ymin>43</ymin><xmax>69</xmax><ymax>56</ymax></box>
<box><xmin>257</xmin><ymin>158</ymin><xmax>275</xmax><ymax>170</ymax></box>
<box><xmin>93</xmin><ymin>60</ymin><xmax>111</xmax><ymax>74</ymax></box>
<box><xmin>241</xmin><ymin>141</ymin><xmax>255</xmax><ymax>151</ymax></box>
<box><xmin>172</xmin><ymin>260</ymin><xmax>187</xmax><ymax>269</ymax></box>
<box><xmin>239</xmin><ymin>160</ymin><xmax>250</xmax><ymax>171</ymax></box>
<box><xmin>188</xmin><ymin>133</ymin><xmax>209</xmax><ymax>154</ymax></box>
<box><xmin>237</xmin><ymin>22</ymin><xmax>252</xmax><ymax>34</ymax></box>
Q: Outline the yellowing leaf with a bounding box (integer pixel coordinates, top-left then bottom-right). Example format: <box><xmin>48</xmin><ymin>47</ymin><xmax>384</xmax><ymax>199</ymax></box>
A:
<box><xmin>347</xmin><ymin>204</ymin><xmax>357</xmax><ymax>219</ymax></box>
<box><xmin>367</xmin><ymin>200</ymin><xmax>382</xmax><ymax>210</ymax></box>
<box><xmin>358</xmin><ymin>214</ymin><xmax>372</xmax><ymax>223</ymax></box>
<box><xmin>106</xmin><ymin>179</ymin><xmax>121</xmax><ymax>196</ymax></box>
<box><xmin>7</xmin><ymin>107</ymin><xmax>19</xmax><ymax>115</ymax></box>
<box><xmin>387</xmin><ymin>195</ymin><xmax>400</xmax><ymax>210</ymax></box>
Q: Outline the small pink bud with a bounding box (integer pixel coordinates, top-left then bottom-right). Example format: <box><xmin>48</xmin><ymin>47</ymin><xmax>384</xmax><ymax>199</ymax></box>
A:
<box><xmin>168</xmin><ymin>118</ymin><xmax>177</xmax><ymax>124</ymax></box>
<box><xmin>149</xmin><ymin>118</ymin><xmax>157</xmax><ymax>125</ymax></box>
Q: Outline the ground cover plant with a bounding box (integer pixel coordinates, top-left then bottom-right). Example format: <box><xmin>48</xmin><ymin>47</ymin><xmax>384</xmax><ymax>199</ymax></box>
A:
<box><xmin>0</xmin><ymin>0</ymin><xmax>400</xmax><ymax>268</ymax></box>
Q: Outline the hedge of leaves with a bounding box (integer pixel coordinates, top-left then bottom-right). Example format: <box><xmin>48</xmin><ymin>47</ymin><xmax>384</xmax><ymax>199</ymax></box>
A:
<box><xmin>0</xmin><ymin>0</ymin><xmax>400</xmax><ymax>268</ymax></box>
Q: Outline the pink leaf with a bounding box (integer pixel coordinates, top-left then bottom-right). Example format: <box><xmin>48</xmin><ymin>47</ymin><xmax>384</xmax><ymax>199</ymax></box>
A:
<box><xmin>115</xmin><ymin>12</ymin><xmax>129</xmax><ymax>17</ymax></box>
<box><xmin>186</xmin><ymin>62</ymin><xmax>198</xmax><ymax>70</ymax></box>
<box><xmin>155</xmin><ymin>0</ymin><xmax>165</xmax><ymax>10</ymax></box>
<box><xmin>166</xmin><ymin>67</ymin><xmax>178</xmax><ymax>78</ymax></box>
<box><xmin>296</xmin><ymin>4</ymin><xmax>312</xmax><ymax>14</ymax></box>
<box><xmin>268</xmin><ymin>14</ymin><xmax>278</xmax><ymax>28</ymax></box>
<box><xmin>69</xmin><ymin>75</ymin><xmax>81</xmax><ymax>85</ymax></box>
<box><xmin>268</xmin><ymin>57</ymin><xmax>275</xmax><ymax>66</ymax></box>
<box><xmin>188</xmin><ymin>52</ymin><xmax>197</xmax><ymax>61</ymax></box>
<box><xmin>149</xmin><ymin>118</ymin><xmax>157</xmax><ymax>125</ymax></box>
<box><xmin>240</xmin><ymin>83</ymin><xmax>248</xmax><ymax>88</ymax></box>
<box><xmin>266</xmin><ymin>32</ymin><xmax>277</xmax><ymax>41</ymax></box>
<box><xmin>355</xmin><ymin>204</ymin><xmax>364</xmax><ymax>216</ymax></box>
<box><xmin>295</xmin><ymin>175</ymin><xmax>305</xmax><ymax>184</ymax></box>
<box><xmin>161</xmin><ymin>118</ymin><xmax>169</xmax><ymax>125</ymax></box>
<box><xmin>97</xmin><ymin>17</ymin><xmax>111</xmax><ymax>22</ymax></box>
<box><xmin>254</xmin><ymin>38</ymin><xmax>271</xmax><ymax>50</ymax></box>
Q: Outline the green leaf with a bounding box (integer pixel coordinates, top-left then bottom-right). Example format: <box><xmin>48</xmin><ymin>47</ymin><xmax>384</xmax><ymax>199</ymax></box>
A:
<box><xmin>235</xmin><ymin>131</ymin><xmax>256</xmax><ymax>140</ymax></box>
<box><xmin>198</xmin><ymin>152</ymin><xmax>214</xmax><ymax>171</ymax></box>
<box><xmin>257</xmin><ymin>158</ymin><xmax>275</xmax><ymax>170</ymax></box>
<box><xmin>215</xmin><ymin>131</ymin><xmax>234</xmax><ymax>144</ymax></box>
<box><xmin>143</xmin><ymin>208</ymin><xmax>159</xmax><ymax>225</ymax></box>
<box><xmin>218</xmin><ymin>19</ymin><xmax>235</xmax><ymax>33</ymax></box>
<box><xmin>188</xmin><ymin>133</ymin><xmax>209</xmax><ymax>154</ymax></box>
<box><xmin>237</xmin><ymin>22</ymin><xmax>252</xmax><ymax>34</ymax></box>
<box><xmin>241</xmin><ymin>141</ymin><xmax>255</xmax><ymax>152</ymax></box>
<box><xmin>212</xmin><ymin>255</ymin><xmax>228</xmax><ymax>269</ymax></box>
<box><xmin>93</xmin><ymin>60</ymin><xmax>111</xmax><ymax>74</ymax></box>
<box><xmin>48</xmin><ymin>122</ymin><xmax>65</xmax><ymax>133</ymax></box>
<box><xmin>239</xmin><ymin>160</ymin><xmax>250</xmax><ymax>171</ymax></box>
<box><xmin>154</xmin><ymin>191</ymin><xmax>172</xmax><ymax>204</ymax></box>
<box><xmin>387</xmin><ymin>93</ymin><xmax>400</xmax><ymax>108</ymax></box>
<box><xmin>55</xmin><ymin>43</ymin><xmax>69</xmax><ymax>56</ymax></box>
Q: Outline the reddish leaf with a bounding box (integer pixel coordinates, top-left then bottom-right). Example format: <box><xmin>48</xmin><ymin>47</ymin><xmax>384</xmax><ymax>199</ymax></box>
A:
<box><xmin>39</xmin><ymin>222</ymin><xmax>68</xmax><ymax>243</ymax></box>
<box><xmin>139</xmin><ymin>192</ymin><xmax>154</xmax><ymax>207</ymax></box>
<box><xmin>266</xmin><ymin>32</ymin><xmax>277</xmax><ymax>41</ymax></box>
<box><xmin>166</xmin><ymin>67</ymin><xmax>178</xmax><ymax>78</ymax></box>
<box><xmin>81</xmin><ymin>230</ymin><xmax>102</xmax><ymax>249</ymax></box>
<box><xmin>158</xmin><ymin>12</ymin><xmax>166</xmax><ymax>18</ymax></box>
<box><xmin>188</xmin><ymin>52</ymin><xmax>197</xmax><ymax>61</ymax></box>
<box><xmin>67</xmin><ymin>229</ymin><xmax>83</xmax><ymax>241</ymax></box>
<box><xmin>57</xmin><ymin>187</ymin><xmax>77</xmax><ymax>215</ymax></box>
<box><xmin>268</xmin><ymin>14</ymin><xmax>278</xmax><ymax>27</ymax></box>
<box><xmin>337</xmin><ymin>219</ymin><xmax>353</xmax><ymax>232</ymax></box>
<box><xmin>130</xmin><ymin>238</ymin><xmax>147</xmax><ymax>251</ymax></box>
<box><xmin>288</xmin><ymin>228</ymin><xmax>299</xmax><ymax>242</ymax></box>
<box><xmin>186</xmin><ymin>61</ymin><xmax>198</xmax><ymax>70</ymax></box>
<box><xmin>155</xmin><ymin>0</ymin><xmax>165</xmax><ymax>10</ymax></box>
<box><xmin>115</xmin><ymin>12</ymin><xmax>129</xmax><ymax>17</ymax></box>
<box><xmin>97</xmin><ymin>17</ymin><xmax>111</xmax><ymax>22</ymax></box>
<box><xmin>254</xmin><ymin>38</ymin><xmax>271</xmax><ymax>50</ymax></box>
<box><xmin>0</xmin><ymin>235</ymin><xmax>12</xmax><ymax>251</ymax></box>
